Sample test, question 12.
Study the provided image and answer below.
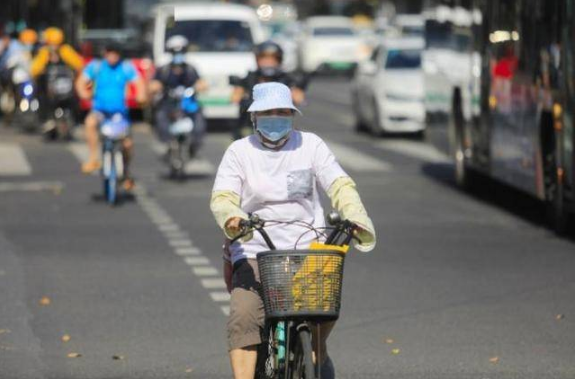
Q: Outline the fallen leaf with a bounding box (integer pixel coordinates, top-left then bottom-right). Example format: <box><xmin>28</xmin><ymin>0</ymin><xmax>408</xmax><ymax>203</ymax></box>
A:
<box><xmin>39</xmin><ymin>297</ymin><xmax>51</xmax><ymax>306</ymax></box>
<box><xmin>385</xmin><ymin>338</ymin><xmax>394</xmax><ymax>344</ymax></box>
<box><xmin>67</xmin><ymin>352</ymin><xmax>82</xmax><ymax>358</ymax></box>
<box><xmin>61</xmin><ymin>335</ymin><xmax>71</xmax><ymax>343</ymax></box>
<box><xmin>391</xmin><ymin>348</ymin><xmax>400</xmax><ymax>355</ymax></box>
<box><xmin>0</xmin><ymin>329</ymin><xmax>10</xmax><ymax>335</ymax></box>
<box><xmin>556</xmin><ymin>314</ymin><xmax>565</xmax><ymax>320</ymax></box>
<box><xmin>112</xmin><ymin>355</ymin><xmax>124</xmax><ymax>360</ymax></box>
<box><xmin>185</xmin><ymin>368</ymin><xmax>193</xmax><ymax>373</ymax></box>
<box><xmin>489</xmin><ymin>356</ymin><xmax>499</xmax><ymax>364</ymax></box>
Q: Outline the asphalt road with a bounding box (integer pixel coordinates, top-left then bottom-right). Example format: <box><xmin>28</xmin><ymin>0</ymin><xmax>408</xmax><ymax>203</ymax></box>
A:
<box><xmin>0</xmin><ymin>78</ymin><xmax>574</xmax><ymax>379</ymax></box>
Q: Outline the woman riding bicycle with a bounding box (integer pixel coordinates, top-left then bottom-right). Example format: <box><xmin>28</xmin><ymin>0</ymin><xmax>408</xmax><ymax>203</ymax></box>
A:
<box><xmin>210</xmin><ymin>82</ymin><xmax>376</xmax><ymax>379</ymax></box>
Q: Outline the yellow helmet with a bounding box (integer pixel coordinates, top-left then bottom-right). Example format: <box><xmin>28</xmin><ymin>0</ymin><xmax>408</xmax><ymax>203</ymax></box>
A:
<box><xmin>19</xmin><ymin>29</ymin><xmax>38</xmax><ymax>45</ymax></box>
<box><xmin>44</xmin><ymin>27</ymin><xmax>64</xmax><ymax>46</ymax></box>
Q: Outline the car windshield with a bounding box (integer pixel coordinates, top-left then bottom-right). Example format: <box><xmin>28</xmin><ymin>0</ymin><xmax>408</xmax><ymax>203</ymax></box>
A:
<box><xmin>165</xmin><ymin>19</ymin><xmax>254</xmax><ymax>52</ymax></box>
<box><xmin>312</xmin><ymin>27</ymin><xmax>354</xmax><ymax>36</ymax></box>
<box><xmin>385</xmin><ymin>49</ymin><xmax>422</xmax><ymax>69</ymax></box>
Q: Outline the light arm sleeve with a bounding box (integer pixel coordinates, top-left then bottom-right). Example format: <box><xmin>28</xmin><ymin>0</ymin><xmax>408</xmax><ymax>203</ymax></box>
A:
<box><xmin>327</xmin><ymin>176</ymin><xmax>377</xmax><ymax>252</ymax></box>
<box><xmin>30</xmin><ymin>47</ymin><xmax>49</xmax><ymax>78</ymax></box>
<box><xmin>210</xmin><ymin>190</ymin><xmax>249</xmax><ymax>239</ymax></box>
<box><xmin>59</xmin><ymin>44</ymin><xmax>84</xmax><ymax>72</ymax></box>
<box><xmin>211</xmin><ymin>145</ymin><xmax>250</xmax><ymax>239</ymax></box>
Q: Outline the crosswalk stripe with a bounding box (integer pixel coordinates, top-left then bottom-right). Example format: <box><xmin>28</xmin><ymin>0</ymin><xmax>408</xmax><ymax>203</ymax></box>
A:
<box><xmin>327</xmin><ymin>141</ymin><xmax>392</xmax><ymax>172</ymax></box>
<box><xmin>376</xmin><ymin>140</ymin><xmax>449</xmax><ymax>163</ymax></box>
<box><xmin>68</xmin><ymin>143</ymin><xmax>90</xmax><ymax>164</ymax></box>
<box><xmin>0</xmin><ymin>143</ymin><xmax>32</xmax><ymax>176</ymax></box>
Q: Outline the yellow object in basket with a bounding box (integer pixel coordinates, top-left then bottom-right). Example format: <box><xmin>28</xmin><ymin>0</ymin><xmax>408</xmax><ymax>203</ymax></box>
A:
<box><xmin>292</xmin><ymin>242</ymin><xmax>347</xmax><ymax>311</ymax></box>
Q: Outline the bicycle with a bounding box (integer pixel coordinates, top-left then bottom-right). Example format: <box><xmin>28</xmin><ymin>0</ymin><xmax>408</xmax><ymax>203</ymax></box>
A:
<box><xmin>230</xmin><ymin>212</ymin><xmax>359</xmax><ymax>379</ymax></box>
<box><xmin>100</xmin><ymin>112</ymin><xmax>130</xmax><ymax>206</ymax></box>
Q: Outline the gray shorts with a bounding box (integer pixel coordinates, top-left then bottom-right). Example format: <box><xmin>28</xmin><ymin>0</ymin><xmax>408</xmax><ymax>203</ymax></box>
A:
<box><xmin>227</xmin><ymin>259</ymin><xmax>265</xmax><ymax>350</ymax></box>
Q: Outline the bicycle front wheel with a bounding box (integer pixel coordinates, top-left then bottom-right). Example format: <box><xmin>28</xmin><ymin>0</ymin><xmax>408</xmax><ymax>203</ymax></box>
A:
<box><xmin>291</xmin><ymin>328</ymin><xmax>315</xmax><ymax>379</ymax></box>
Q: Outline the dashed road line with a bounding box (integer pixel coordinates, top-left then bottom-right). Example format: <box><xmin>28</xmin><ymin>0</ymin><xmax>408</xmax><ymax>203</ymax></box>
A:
<box><xmin>184</xmin><ymin>257</ymin><xmax>211</xmax><ymax>266</ymax></box>
<box><xmin>175</xmin><ymin>247</ymin><xmax>201</xmax><ymax>256</ymax></box>
<box><xmin>133</xmin><ymin>185</ymin><xmax>229</xmax><ymax>316</ymax></box>
<box><xmin>210</xmin><ymin>292</ymin><xmax>231</xmax><ymax>302</ymax></box>
<box><xmin>68</xmin><ymin>143</ymin><xmax>91</xmax><ymax>164</ymax></box>
<box><xmin>0</xmin><ymin>143</ymin><xmax>32</xmax><ymax>176</ymax></box>
<box><xmin>192</xmin><ymin>266</ymin><xmax>219</xmax><ymax>276</ymax></box>
<box><xmin>168</xmin><ymin>239</ymin><xmax>194</xmax><ymax>248</ymax></box>
<box><xmin>201</xmin><ymin>278</ymin><xmax>227</xmax><ymax>289</ymax></box>
<box><xmin>220</xmin><ymin>306</ymin><xmax>230</xmax><ymax>316</ymax></box>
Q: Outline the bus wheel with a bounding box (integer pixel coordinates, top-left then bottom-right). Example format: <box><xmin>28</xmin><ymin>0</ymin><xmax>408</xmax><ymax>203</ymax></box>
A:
<box><xmin>545</xmin><ymin>160</ymin><xmax>568</xmax><ymax>234</ymax></box>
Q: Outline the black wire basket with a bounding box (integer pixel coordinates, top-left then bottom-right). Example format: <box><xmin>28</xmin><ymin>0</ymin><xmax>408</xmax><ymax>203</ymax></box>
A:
<box><xmin>257</xmin><ymin>250</ymin><xmax>346</xmax><ymax>321</ymax></box>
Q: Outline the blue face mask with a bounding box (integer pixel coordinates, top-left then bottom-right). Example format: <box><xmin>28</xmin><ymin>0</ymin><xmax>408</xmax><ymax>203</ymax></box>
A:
<box><xmin>255</xmin><ymin>116</ymin><xmax>293</xmax><ymax>142</ymax></box>
<box><xmin>173</xmin><ymin>53</ymin><xmax>185</xmax><ymax>64</ymax></box>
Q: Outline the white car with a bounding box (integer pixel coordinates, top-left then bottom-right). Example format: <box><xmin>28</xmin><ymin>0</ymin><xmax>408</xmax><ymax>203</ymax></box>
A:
<box><xmin>298</xmin><ymin>16</ymin><xmax>369</xmax><ymax>74</ymax></box>
<box><xmin>153</xmin><ymin>3</ymin><xmax>265</xmax><ymax>120</ymax></box>
<box><xmin>352</xmin><ymin>37</ymin><xmax>425</xmax><ymax>134</ymax></box>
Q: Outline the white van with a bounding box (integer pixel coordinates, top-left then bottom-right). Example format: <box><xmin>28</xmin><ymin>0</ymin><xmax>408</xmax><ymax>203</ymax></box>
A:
<box><xmin>153</xmin><ymin>3</ymin><xmax>265</xmax><ymax>120</ymax></box>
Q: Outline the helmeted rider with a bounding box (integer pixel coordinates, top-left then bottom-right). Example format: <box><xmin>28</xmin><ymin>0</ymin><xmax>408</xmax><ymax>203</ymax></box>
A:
<box><xmin>231</xmin><ymin>40</ymin><xmax>306</xmax><ymax>140</ymax></box>
<box><xmin>30</xmin><ymin>27</ymin><xmax>83</xmax><ymax>78</ymax></box>
<box><xmin>149</xmin><ymin>35</ymin><xmax>208</xmax><ymax>157</ymax></box>
<box><xmin>75</xmin><ymin>43</ymin><xmax>147</xmax><ymax>190</ymax></box>
<box><xmin>31</xmin><ymin>27</ymin><xmax>84</xmax><ymax>134</ymax></box>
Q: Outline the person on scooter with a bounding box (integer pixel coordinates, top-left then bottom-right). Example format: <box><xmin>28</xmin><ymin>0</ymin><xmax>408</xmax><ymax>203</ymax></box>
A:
<box><xmin>31</xmin><ymin>27</ymin><xmax>83</xmax><ymax>136</ymax></box>
<box><xmin>230</xmin><ymin>40</ymin><xmax>306</xmax><ymax>140</ymax></box>
<box><xmin>149</xmin><ymin>35</ymin><xmax>208</xmax><ymax>157</ymax></box>
<box><xmin>75</xmin><ymin>43</ymin><xmax>147</xmax><ymax>190</ymax></box>
<box><xmin>31</xmin><ymin>27</ymin><xmax>83</xmax><ymax>78</ymax></box>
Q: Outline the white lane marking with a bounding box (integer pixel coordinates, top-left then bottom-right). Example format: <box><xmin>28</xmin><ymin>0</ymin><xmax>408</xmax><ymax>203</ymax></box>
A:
<box><xmin>158</xmin><ymin>224</ymin><xmax>181</xmax><ymax>232</ymax></box>
<box><xmin>0</xmin><ymin>143</ymin><xmax>32</xmax><ymax>176</ymax></box>
<box><xmin>162</xmin><ymin>230</ymin><xmax>189</xmax><ymax>239</ymax></box>
<box><xmin>68</xmin><ymin>143</ymin><xmax>92</xmax><ymax>164</ymax></box>
<box><xmin>210</xmin><ymin>292</ymin><xmax>231</xmax><ymax>302</ymax></box>
<box><xmin>201</xmin><ymin>278</ymin><xmax>227</xmax><ymax>289</ymax></box>
<box><xmin>184</xmin><ymin>257</ymin><xmax>211</xmax><ymax>266</ymax></box>
<box><xmin>150</xmin><ymin>216</ymin><xmax>174</xmax><ymax>225</ymax></box>
<box><xmin>175</xmin><ymin>247</ymin><xmax>201</xmax><ymax>256</ymax></box>
<box><xmin>168</xmin><ymin>239</ymin><xmax>193</xmax><ymax>248</ymax></box>
<box><xmin>193</xmin><ymin>266</ymin><xmax>219</xmax><ymax>276</ymax></box>
<box><xmin>376</xmin><ymin>140</ymin><xmax>449</xmax><ymax>163</ymax></box>
<box><xmin>327</xmin><ymin>141</ymin><xmax>392</xmax><ymax>172</ymax></box>
<box><xmin>135</xmin><ymin>184</ymin><xmax>229</xmax><ymax>316</ymax></box>
<box><xmin>220</xmin><ymin>306</ymin><xmax>231</xmax><ymax>316</ymax></box>
<box><xmin>0</xmin><ymin>181</ymin><xmax>64</xmax><ymax>193</ymax></box>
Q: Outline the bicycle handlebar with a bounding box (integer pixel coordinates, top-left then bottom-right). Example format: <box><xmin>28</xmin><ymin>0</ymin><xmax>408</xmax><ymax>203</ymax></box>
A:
<box><xmin>230</xmin><ymin>212</ymin><xmax>360</xmax><ymax>251</ymax></box>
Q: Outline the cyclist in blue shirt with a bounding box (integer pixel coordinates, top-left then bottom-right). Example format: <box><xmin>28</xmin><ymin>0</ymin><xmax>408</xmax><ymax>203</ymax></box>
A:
<box><xmin>75</xmin><ymin>43</ymin><xmax>146</xmax><ymax>189</ymax></box>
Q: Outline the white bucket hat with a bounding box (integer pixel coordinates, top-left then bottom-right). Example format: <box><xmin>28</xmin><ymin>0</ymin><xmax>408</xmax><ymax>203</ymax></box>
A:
<box><xmin>247</xmin><ymin>82</ymin><xmax>301</xmax><ymax>114</ymax></box>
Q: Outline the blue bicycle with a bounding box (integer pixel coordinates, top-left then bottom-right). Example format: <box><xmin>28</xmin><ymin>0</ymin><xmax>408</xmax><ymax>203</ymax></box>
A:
<box><xmin>100</xmin><ymin>113</ymin><xmax>130</xmax><ymax>205</ymax></box>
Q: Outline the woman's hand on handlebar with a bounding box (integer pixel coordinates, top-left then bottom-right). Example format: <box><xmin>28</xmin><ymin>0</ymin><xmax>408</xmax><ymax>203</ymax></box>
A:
<box><xmin>225</xmin><ymin>217</ymin><xmax>245</xmax><ymax>237</ymax></box>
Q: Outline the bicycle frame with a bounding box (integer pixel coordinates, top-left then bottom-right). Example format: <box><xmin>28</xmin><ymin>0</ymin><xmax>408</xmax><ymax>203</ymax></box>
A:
<box><xmin>101</xmin><ymin>137</ymin><xmax>125</xmax><ymax>205</ymax></box>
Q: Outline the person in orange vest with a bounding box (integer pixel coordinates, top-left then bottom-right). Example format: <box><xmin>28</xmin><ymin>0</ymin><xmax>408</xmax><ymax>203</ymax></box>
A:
<box><xmin>31</xmin><ymin>27</ymin><xmax>83</xmax><ymax>78</ymax></box>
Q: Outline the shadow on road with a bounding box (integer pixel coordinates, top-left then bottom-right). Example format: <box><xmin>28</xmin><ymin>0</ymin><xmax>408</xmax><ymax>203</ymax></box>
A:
<box><xmin>421</xmin><ymin>162</ymin><xmax>575</xmax><ymax>241</ymax></box>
